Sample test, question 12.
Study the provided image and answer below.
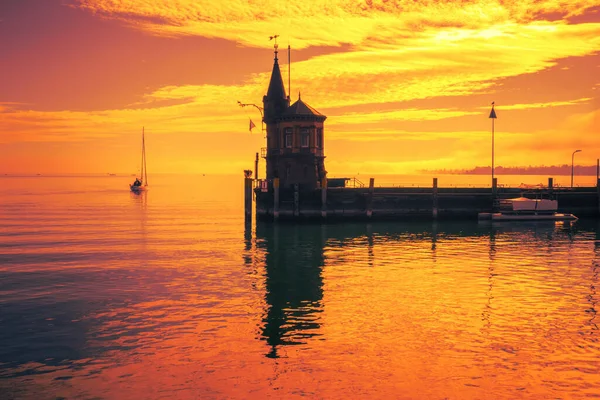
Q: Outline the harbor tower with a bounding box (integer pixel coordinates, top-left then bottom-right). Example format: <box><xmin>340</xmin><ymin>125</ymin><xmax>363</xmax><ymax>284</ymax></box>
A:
<box><xmin>262</xmin><ymin>45</ymin><xmax>327</xmax><ymax>190</ymax></box>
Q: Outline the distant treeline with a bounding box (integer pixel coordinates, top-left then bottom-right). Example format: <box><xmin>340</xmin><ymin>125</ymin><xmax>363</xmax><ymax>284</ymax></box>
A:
<box><xmin>424</xmin><ymin>165</ymin><xmax>599</xmax><ymax>176</ymax></box>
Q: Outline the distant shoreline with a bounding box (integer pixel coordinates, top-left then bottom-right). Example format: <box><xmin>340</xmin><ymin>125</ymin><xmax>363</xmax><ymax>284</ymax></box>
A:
<box><xmin>2</xmin><ymin>172</ymin><xmax>599</xmax><ymax>178</ymax></box>
<box><xmin>422</xmin><ymin>165</ymin><xmax>599</xmax><ymax>176</ymax></box>
<box><xmin>424</xmin><ymin>172</ymin><xmax>598</xmax><ymax>176</ymax></box>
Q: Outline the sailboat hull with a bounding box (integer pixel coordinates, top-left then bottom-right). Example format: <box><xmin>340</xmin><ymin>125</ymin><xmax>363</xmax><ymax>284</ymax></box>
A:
<box><xmin>130</xmin><ymin>184</ymin><xmax>148</xmax><ymax>192</ymax></box>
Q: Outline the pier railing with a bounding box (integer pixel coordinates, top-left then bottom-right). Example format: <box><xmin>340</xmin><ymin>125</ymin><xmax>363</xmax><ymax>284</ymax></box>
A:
<box><xmin>251</xmin><ymin>176</ymin><xmax>600</xmax><ymax>221</ymax></box>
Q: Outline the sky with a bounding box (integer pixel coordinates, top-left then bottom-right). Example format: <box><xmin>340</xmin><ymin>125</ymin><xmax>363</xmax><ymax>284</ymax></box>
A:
<box><xmin>1</xmin><ymin>0</ymin><xmax>600</xmax><ymax>175</ymax></box>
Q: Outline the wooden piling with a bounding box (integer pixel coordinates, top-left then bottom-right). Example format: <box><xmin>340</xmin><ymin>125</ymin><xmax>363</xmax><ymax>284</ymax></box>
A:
<box><xmin>244</xmin><ymin>177</ymin><xmax>253</xmax><ymax>222</ymax></box>
<box><xmin>548</xmin><ymin>177</ymin><xmax>553</xmax><ymax>194</ymax></box>
<box><xmin>293</xmin><ymin>183</ymin><xmax>299</xmax><ymax>217</ymax></box>
<box><xmin>321</xmin><ymin>177</ymin><xmax>327</xmax><ymax>218</ymax></box>
<box><xmin>597</xmin><ymin>178</ymin><xmax>600</xmax><ymax>216</ymax></box>
<box><xmin>492</xmin><ymin>177</ymin><xmax>497</xmax><ymax>197</ymax></box>
<box><xmin>273</xmin><ymin>178</ymin><xmax>280</xmax><ymax>221</ymax></box>
<box><xmin>366</xmin><ymin>178</ymin><xmax>375</xmax><ymax>218</ymax></box>
<box><xmin>254</xmin><ymin>153</ymin><xmax>259</xmax><ymax>180</ymax></box>
<box><xmin>432</xmin><ymin>177</ymin><xmax>438</xmax><ymax>219</ymax></box>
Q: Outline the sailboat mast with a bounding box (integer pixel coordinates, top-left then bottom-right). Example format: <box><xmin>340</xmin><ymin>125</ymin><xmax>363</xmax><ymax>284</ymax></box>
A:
<box><xmin>140</xmin><ymin>127</ymin><xmax>144</xmax><ymax>184</ymax></box>
<box><xmin>142</xmin><ymin>127</ymin><xmax>148</xmax><ymax>186</ymax></box>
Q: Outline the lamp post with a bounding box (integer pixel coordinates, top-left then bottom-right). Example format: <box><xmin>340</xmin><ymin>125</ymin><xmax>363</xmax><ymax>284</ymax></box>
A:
<box><xmin>489</xmin><ymin>102</ymin><xmax>497</xmax><ymax>188</ymax></box>
<box><xmin>237</xmin><ymin>101</ymin><xmax>265</xmax><ymax>132</ymax></box>
<box><xmin>571</xmin><ymin>149</ymin><xmax>581</xmax><ymax>188</ymax></box>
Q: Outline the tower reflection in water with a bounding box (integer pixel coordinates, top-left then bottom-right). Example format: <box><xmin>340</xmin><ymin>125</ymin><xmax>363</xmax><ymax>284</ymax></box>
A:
<box><xmin>254</xmin><ymin>223</ymin><xmax>326</xmax><ymax>358</ymax></box>
<box><xmin>249</xmin><ymin>220</ymin><xmax>579</xmax><ymax>358</ymax></box>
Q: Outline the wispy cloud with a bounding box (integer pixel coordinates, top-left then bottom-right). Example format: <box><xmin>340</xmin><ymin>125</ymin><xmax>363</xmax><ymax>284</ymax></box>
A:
<box><xmin>74</xmin><ymin>1</ymin><xmax>597</xmax><ymax>49</ymax></box>
<box><xmin>73</xmin><ymin>1</ymin><xmax>600</xmax><ymax>109</ymax></box>
<box><xmin>329</xmin><ymin>109</ymin><xmax>480</xmax><ymax>125</ymax></box>
<box><xmin>480</xmin><ymin>97</ymin><xmax>592</xmax><ymax>111</ymax></box>
<box><xmin>3</xmin><ymin>1</ymin><xmax>600</xmax><ymax>173</ymax></box>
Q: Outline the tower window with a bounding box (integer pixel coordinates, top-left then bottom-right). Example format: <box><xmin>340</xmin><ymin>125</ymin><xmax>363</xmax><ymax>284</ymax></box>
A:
<box><xmin>301</xmin><ymin>132</ymin><xmax>309</xmax><ymax>147</ymax></box>
<box><xmin>317</xmin><ymin>128</ymin><xmax>323</xmax><ymax>149</ymax></box>
<box><xmin>285</xmin><ymin>133</ymin><xmax>292</xmax><ymax>148</ymax></box>
<box><xmin>300</xmin><ymin>128</ymin><xmax>309</xmax><ymax>148</ymax></box>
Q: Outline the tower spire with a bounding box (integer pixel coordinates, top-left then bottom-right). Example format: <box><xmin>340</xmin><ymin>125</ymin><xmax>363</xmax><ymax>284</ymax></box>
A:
<box><xmin>270</xmin><ymin>35</ymin><xmax>279</xmax><ymax>61</ymax></box>
<box><xmin>264</xmin><ymin>34</ymin><xmax>288</xmax><ymax>122</ymax></box>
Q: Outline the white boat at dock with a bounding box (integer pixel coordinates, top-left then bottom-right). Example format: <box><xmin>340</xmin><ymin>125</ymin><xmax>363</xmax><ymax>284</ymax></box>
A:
<box><xmin>478</xmin><ymin>197</ymin><xmax>577</xmax><ymax>221</ymax></box>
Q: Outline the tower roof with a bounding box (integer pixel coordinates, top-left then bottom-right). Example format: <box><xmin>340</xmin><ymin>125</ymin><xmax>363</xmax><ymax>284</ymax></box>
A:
<box><xmin>282</xmin><ymin>93</ymin><xmax>325</xmax><ymax>117</ymax></box>
<box><xmin>266</xmin><ymin>56</ymin><xmax>287</xmax><ymax>101</ymax></box>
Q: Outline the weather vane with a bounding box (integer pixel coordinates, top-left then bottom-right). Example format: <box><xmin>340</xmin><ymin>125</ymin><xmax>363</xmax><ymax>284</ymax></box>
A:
<box><xmin>270</xmin><ymin>34</ymin><xmax>279</xmax><ymax>51</ymax></box>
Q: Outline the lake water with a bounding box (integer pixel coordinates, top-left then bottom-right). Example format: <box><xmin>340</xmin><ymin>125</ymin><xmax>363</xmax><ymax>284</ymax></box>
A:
<box><xmin>1</xmin><ymin>174</ymin><xmax>599</xmax><ymax>399</ymax></box>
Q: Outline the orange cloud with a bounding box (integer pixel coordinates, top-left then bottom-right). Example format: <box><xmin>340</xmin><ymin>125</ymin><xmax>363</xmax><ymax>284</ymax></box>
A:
<box><xmin>2</xmin><ymin>1</ymin><xmax>600</xmax><ymax>174</ymax></box>
<box><xmin>74</xmin><ymin>1</ymin><xmax>597</xmax><ymax>48</ymax></box>
<box><xmin>478</xmin><ymin>98</ymin><xmax>592</xmax><ymax>111</ymax></box>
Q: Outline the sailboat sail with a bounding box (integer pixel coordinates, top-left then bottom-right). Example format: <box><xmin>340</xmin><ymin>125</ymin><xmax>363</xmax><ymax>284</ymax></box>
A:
<box><xmin>141</xmin><ymin>127</ymin><xmax>148</xmax><ymax>186</ymax></box>
<box><xmin>142</xmin><ymin>128</ymin><xmax>148</xmax><ymax>186</ymax></box>
<box><xmin>130</xmin><ymin>128</ymin><xmax>148</xmax><ymax>192</ymax></box>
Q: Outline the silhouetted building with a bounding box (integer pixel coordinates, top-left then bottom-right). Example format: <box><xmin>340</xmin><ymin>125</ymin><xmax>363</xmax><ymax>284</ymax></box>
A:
<box><xmin>263</xmin><ymin>46</ymin><xmax>327</xmax><ymax>190</ymax></box>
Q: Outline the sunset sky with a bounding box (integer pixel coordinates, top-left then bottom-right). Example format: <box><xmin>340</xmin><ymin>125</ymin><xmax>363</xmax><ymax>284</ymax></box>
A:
<box><xmin>1</xmin><ymin>0</ymin><xmax>599</xmax><ymax>175</ymax></box>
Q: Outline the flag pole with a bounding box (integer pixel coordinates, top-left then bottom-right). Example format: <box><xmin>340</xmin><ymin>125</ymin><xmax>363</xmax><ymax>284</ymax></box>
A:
<box><xmin>489</xmin><ymin>102</ymin><xmax>497</xmax><ymax>188</ymax></box>
<box><xmin>492</xmin><ymin>114</ymin><xmax>494</xmax><ymax>185</ymax></box>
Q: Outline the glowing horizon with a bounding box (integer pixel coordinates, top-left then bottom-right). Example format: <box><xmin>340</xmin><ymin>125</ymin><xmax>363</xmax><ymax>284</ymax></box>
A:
<box><xmin>1</xmin><ymin>0</ymin><xmax>599</xmax><ymax>175</ymax></box>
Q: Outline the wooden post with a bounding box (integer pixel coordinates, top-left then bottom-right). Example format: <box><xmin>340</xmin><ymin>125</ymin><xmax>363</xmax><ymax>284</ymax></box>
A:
<box><xmin>273</xmin><ymin>178</ymin><xmax>280</xmax><ymax>221</ymax></box>
<box><xmin>321</xmin><ymin>177</ymin><xmax>327</xmax><ymax>218</ymax></box>
<box><xmin>366</xmin><ymin>178</ymin><xmax>375</xmax><ymax>218</ymax></box>
<box><xmin>548</xmin><ymin>177</ymin><xmax>553</xmax><ymax>194</ymax></box>
<box><xmin>491</xmin><ymin>177</ymin><xmax>498</xmax><ymax>211</ymax></box>
<box><xmin>597</xmin><ymin>179</ymin><xmax>600</xmax><ymax>216</ymax></box>
<box><xmin>254</xmin><ymin>152</ymin><xmax>259</xmax><ymax>180</ymax></box>
<box><xmin>293</xmin><ymin>183</ymin><xmax>299</xmax><ymax>217</ymax></box>
<box><xmin>244</xmin><ymin>177</ymin><xmax>252</xmax><ymax>222</ymax></box>
<box><xmin>432</xmin><ymin>177</ymin><xmax>438</xmax><ymax>219</ymax></box>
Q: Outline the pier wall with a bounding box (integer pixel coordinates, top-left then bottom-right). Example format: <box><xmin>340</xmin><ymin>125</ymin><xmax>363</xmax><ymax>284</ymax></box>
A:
<box><xmin>255</xmin><ymin>181</ymin><xmax>600</xmax><ymax>221</ymax></box>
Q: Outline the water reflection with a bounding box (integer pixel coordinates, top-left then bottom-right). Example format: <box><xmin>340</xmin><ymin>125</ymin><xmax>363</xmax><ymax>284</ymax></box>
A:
<box><xmin>588</xmin><ymin>222</ymin><xmax>600</xmax><ymax>332</ymax></box>
<box><xmin>255</xmin><ymin>223</ymin><xmax>325</xmax><ymax>358</ymax></box>
<box><xmin>251</xmin><ymin>220</ymin><xmax>585</xmax><ymax>358</ymax></box>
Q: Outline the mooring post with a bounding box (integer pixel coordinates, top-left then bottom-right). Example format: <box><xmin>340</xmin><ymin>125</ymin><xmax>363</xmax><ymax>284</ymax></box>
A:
<box><xmin>597</xmin><ymin>178</ymin><xmax>600</xmax><ymax>216</ymax></box>
<box><xmin>254</xmin><ymin>152</ymin><xmax>259</xmax><ymax>180</ymax></box>
<box><xmin>492</xmin><ymin>177</ymin><xmax>497</xmax><ymax>197</ymax></box>
<box><xmin>321</xmin><ymin>177</ymin><xmax>327</xmax><ymax>218</ymax></box>
<box><xmin>293</xmin><ymin>183</ymin><xmax>299</xmax><ymax>217</ymax></box>
<box><xmin>366</xmin><ymin>178</ymin><xmax>375</xmax><ymax>218</ymax></box>
<box><xmin>548</xmin><ymin>177</ymin><xmax>553</xmax><ymax>194</ymax></box>
<box><xmin>432</xmin><ymin>177</ymin><xmax>438</xmax><ymax>219</ymax></box>
<box><xmin>244</xmin><ymin>177</ymin><xmax>252</xmax><ymax>222</ymax></box>
<box><xmin>273</xmin><ymin>178</ymin><xmax>280</xmax><ymax>221</ymax></box>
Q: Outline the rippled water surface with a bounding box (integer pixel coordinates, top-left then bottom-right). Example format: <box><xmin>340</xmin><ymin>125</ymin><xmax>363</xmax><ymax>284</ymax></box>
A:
<box><xmin>1</xmin><ymin>175</ymin><xmax>599</xmax><ymax>399</ymax></box>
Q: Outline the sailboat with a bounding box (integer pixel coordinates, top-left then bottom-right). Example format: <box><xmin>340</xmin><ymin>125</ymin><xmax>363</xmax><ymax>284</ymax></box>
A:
<box><xmin>130</xmin><ymin>128</ymin><xmax>148</xmax><ymax>192</ymax></box>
